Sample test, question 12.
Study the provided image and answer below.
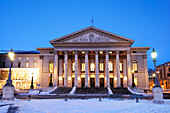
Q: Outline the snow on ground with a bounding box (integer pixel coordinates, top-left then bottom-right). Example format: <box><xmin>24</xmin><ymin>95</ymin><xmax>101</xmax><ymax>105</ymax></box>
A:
<box><xmin>0</xmin><ymin>99</ymin><xmax>170</xmax><ymax>113</ymax></box>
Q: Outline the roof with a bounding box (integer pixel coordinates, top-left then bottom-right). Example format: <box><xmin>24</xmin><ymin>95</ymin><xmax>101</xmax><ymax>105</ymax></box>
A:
<box><xmin>50</xmin><ymin>26</ymin><xmax>134</xmax><ymax>46</ymax></box>
<box><xmin>0</xmin><ymin>50</ymin><xmax>40</xmax><ymax>54</ymax></box>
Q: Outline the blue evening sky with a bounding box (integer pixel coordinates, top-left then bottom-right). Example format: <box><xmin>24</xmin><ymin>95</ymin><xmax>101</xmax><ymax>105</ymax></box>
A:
<box><xmin>0</xmin><ymin>0</ymin><xmax>170</xmax><ymax>69</ymax></box>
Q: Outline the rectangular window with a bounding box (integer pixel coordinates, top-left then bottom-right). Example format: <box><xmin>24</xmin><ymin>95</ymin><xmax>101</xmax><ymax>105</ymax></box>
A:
<box><xmin>119</xmin><ymin>62</ymin><xmax>123</xmax><ymax>72</ymax></box>
<box><xmin>26</xmin><ymin>62</ymin><xmax>29</xmax><ymax>67</ymax></box>
<box><xmin>26</xmin><ymin>57</ymin><xmax>29</xmax><ymax>60</ymax></box>
<box><xmin>167</xmin><ymin>73</ymin><xmax>170</xmax><ymax>77</ymax></box>
<box><xmin>3</xmin><ymin>62</ymin><xmax>5</xmax><ymax>68</ymax></box>
<box><xmin>18</xmin><ymin>62</ymin><xmax>21</xmax><ymax>67</ymax></box>
<box><xmin>81</xmin><ymin>63</ymin><xmax>85</xmax><ymax>72</ymax></box>
<box><xmin>109</xmin><ymin>61</ymin><xmax>113</xmax><ymax>72</ymax></box>
<box><xmin>90</xmin><ymin>62</ymin><xmax>95</xmax><ymax>72</ymax></box>
<box><xmin>72</xmin><ymin>62</ymin><xmax>75</xmax><ymax>72</ymax></box>
<box><xmin>33</xmin><ymin>62</ymin><xmax>37</xmax><ymax>68</ymax></box>
<box><xmin>134</xmin><ymin>77</ymin><xmax>138</xmax><ymax>85</ymax></box>
<box><xmin>100</xmin><ymin>63</ymin><xmax>104</xmax><ymax>71</ymax></box>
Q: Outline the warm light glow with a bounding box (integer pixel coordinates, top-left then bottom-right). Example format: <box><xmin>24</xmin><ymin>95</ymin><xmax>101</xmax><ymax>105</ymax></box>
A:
<box><xmin>99</xmin><ymin>75</ymin><xmax>104</xmax><ymax>78</ymax></box>
<box><xmin>132</xmin><ymin>70</ymin><xmax>134</xmax><ymax>73</ymax></box>
<box><xmin>109</xmin><ymin>51</ymin><xmax>112</xmax><ymax>54</ymax></box>
<box><xmin>78</xmin><ymin>77</ymin><xmax>80</xmax><ymax>80</ymax></box>
<box><xmin>90</xmin><ymin>75</ymin><xmax>95</xmax><ymax>78</ymax></box>
<box><xmin>100</xmin><ymin>51</ymin><xmax>103</xmax><ymax>54</ymax></box>
<box><xmin>34</xmin><ymin>57</ymin><xmax>37</xmax><ymax>60</ymax></box>
<box><xmin>82</xmin><ymin>51</ymin><xmax>85</xmax><ymax>54</ymax></box>
<box><xmin>134</xmin><ymin>77</ymin><xmax>138</xmax><ymax>85</ymax></box>
<box><xmin>59</xmin><ymin>76</ymin><xmax>62</xmax><ymax>80</ymax></box>
<box><xmin>114</xmin><ymin>76</ymin><xmax>117</xmax><ymax>80</ymax></box>
<box><xmin>132</xmin><ymin>60</ymin><xmax>138</xmax><ymax>72</ymax></box>
<box><xmin>73</xmin><ymin>52</ymin><xmax>74</xmax><ymax>54</ymax></box>
<box><xmin>8</xmin><ymin>51</ymin><xmax>15</xmax><ymax>61</ymax></box>
<box><xmin>156</xmin><ymin>71</ymin><xmax>159</xmax><ymax>74</ymax></box>
<box><xmin>124</xmin><ymin>76</ymin><xmax>127</xmax><ymax>81</ymax></box>
<box><xmin>109</xmin><ymin>61</ymin><xmax>113</xmax><ymax>71</ymax></box>
<box><xmin>90</xmin><ymin>61</ymin><xmax>95</xmax><ymax>71</ymax></box>
<box><xmin>119</xmin><ymin>62</ymin><xmax>123</xmax><ymax>72</ymax></box>
<box><xmin>81</xmin><ymin>61</ymin><xmax>85</xmax><ymax>72</ymax></box>
<box><xmin>72</xmin><ymin>62</ymin><xmax>75</xmax><ymax>71</ymax></box>
<box><xmin>18</xmin><ymin>57</ymin><xmax>21</xmax><ymax>60</ymax></box>
<box><xmin>72</xmin><ymin>75</ymin><xmax>75</xmax><ymax>78</ymax></box>
<box><xmin>99</xmin><ymin>61</ymin><xmax>104</xmax><ymax>71</ymax></box>
<box><xmin>151</xmin><ymin>48</ymin><xmax>157</xmax><ymax>59</ymax></box>
<box><xmin>109</xmin><ymin>75</ymin><xmax>113</xmax><ymax>78</ymax></box>
<box><xmin>26</xmin><ymin>57</ymin><xmax>29</xmax><ymax>60</ymax></box>
<box><xmin>152</xmin><ymin>73</ymin><xmax>156</xmax><ymax>77</ymax></box>
<box><xmin>81</xmin><ymin>75</ymin><xmax>85</xmax><ymax>78</ymax></box>
<box><xmin>120</xmin><ymin>75</ymin><xmax>123</xmax><ymax>78</ymax></box>
<box><xmin>49</xmin><ymin>61</ymin><xmax>53</xmax><ymax>73</ymax></box>
<box><xmin>68</xmin><ymin>77</ymin><xmax>71</xmax><ymax>80</ymax></box>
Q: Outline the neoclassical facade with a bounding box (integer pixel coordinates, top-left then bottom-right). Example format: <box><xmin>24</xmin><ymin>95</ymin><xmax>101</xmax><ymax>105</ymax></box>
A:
<box><xmin>0</xmin><ymin>26</ymin><xmax>150</xmax><ymax>89</ymax></box>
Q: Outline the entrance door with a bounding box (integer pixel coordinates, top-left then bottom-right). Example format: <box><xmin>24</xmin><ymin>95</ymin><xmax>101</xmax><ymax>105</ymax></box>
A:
<box><xmin>100</xmin><ymin>78</ymin><xmax>104</xmax><ymax>87</ymax></box>
<box><xmin>110</xmin><ymin>78</ymin><xmax>113</xmax><ymax>87</ymax></box>
<box><xmin>81</xmin><ymin>78</ymin><xmax>85</xmax><ymax>87</ymax></box>
<box><xmin>72</xmin><ymin>78</ymin><xmax>74</xmax><ymax>87</ymax></box>
<box><xmin>121</xmin><ymin>78</ymin><xmax>123</xmax><ymax>88</ymax></box>
<box><xmin>90</xmin><ymin>78</ymin><xmax>95</xmax><ymax>87</ymax></box>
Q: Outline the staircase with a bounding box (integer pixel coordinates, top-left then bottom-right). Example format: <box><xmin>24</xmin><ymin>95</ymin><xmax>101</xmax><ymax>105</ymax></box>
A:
<box><xmin>110</xmin><ymin>87</ymin><xmax>132</xmax><ymax>94</ymax></box>
<box><xmin>75</xmin><ymin>87</ymin><xmax>108</xmax><ymax>94</ymax></box>
<box><xmin>50</xmin><ymin>87</ymin><xmax>72</xmax><ymax>94</ymax></box>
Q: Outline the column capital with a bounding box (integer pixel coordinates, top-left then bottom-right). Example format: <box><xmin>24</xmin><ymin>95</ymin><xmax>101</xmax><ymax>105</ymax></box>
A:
<box><xmin>54</xmin><ymin>51</ymin><xmax>58</xmax><ymax>55</ymax></box>
<box><xmin>126</xmin><ymin>50</ymin><xmax>131</xmax><ymax>54</ymax></box>
<box><xmin>116</xmin><ymin>50</ymin><xmax>120</xmax><ymax>54</ymax></box>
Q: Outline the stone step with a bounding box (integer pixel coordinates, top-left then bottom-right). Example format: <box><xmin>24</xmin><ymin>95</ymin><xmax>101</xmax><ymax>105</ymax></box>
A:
<box><xmin>50</xmin><ymin>87</ymin><xmax>72</xmax><ymax>94</ymax></box>
<box><xmin>75</xmin><ymin>87</ymin><xmax>108</xmax><ymax>94</ymax></box>
<box><xmin>110</xmin><ymin>87</ymin><xmax>132</xmax><ymax>94</ymax></box>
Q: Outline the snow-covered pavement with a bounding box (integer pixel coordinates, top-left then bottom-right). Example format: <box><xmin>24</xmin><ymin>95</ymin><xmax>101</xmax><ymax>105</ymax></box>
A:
<box><xmin>0</xmin><ymin>99</ymin><xmax>170</xmax><ymax>113</ymax></box>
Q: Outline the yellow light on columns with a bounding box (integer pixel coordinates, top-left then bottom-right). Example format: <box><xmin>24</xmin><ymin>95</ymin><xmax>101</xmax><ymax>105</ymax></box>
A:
<box><xmin>59</xmin><ymin>76</ymin><xmax>62</xmax><ymax>80</ymax></box>
<box><xmin>78</xmin><ymin>77</ymin><xmax>80</xmax><ymax>80</ymax></box>
<box><xmin>120</xmin><ymin>75</ymin><xmax>123</xmax><ymax>78</ymax></box>
<box><xmin>82</xmin><ymin>51</ymin><xmax>85</xmax><ymax>54</ymax></box>
<box><xmin>100</xmin><ymin>51</ymin><xmax>103</xmax><ymax>54</ymax></box>
<box><xmin>109</xmin><ymin>51</ymin><xmax>112</xmax><ymax>54</ymax></box>
<box><xmin>124</xmin><ymin>76</ymin><xmax>127</xmax><ymax>81</ymax></box>
<box><xmin>114</xmin><ymin>76</ymin><xmax>117</xmax><ymax>80</ymax></box>
<box><xmin>68</xmin><ymin>77</ymin><xmax>71</xmax><ymax>81</ymax></box>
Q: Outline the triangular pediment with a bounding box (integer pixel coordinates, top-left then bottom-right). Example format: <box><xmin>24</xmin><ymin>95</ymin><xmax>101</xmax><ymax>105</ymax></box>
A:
<box><xmin>50</xmin><ymin>26</ymin><xmax>134</xmax><ymax>46</ymax></box>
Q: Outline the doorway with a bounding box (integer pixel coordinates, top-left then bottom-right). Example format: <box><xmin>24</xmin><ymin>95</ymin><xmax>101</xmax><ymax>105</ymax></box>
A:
<box><xmin>100</xmin><ymin>78</ymin><xmax>104</xmax><ymax>87</ymax></box>
<box><xmin>72</xmin><ymin>78</ymin><xmax>74</xmax><ymax>87</ymax></box>
<box><xmin>90</xmin><ymin>78</ymin><xmax>95</xmax><ymax>87</ymax></box>
<box><xmin>110</xmin><ymin>78</ymin><xmax>114</xmax><ymax>87</ymax></box>
<box><xmin>121</xmin><ymin>78</ymin><xmax>123</xmax><ymax>88</ymax></box>
<box><xmin>81</xmin><ymin>78</ymin><xmax>85</xmax><ymax>87</ymax></box>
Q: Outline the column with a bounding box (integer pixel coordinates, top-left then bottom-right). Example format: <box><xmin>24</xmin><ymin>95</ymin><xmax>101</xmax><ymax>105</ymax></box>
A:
<box><xmin>85</xmin><ymin>51</ymin><xmax>89</xmax><ymax>87</ymax></box>
<box><xmin>127</xmin><ymin>50</ymin><xmax>132</xmax><ymax>87</ymax></box>
<box><xmin>114</xmin><ymin>59</ymin><xmax>117</xmax><ymax>87</ymax></box>
<box><xmin>144</xmin><ymin>55</ymin><xmax>149</xmax><ymax>88</ymax></box>
<box><xmin>123</xmin><ymin>58</ymin><xmax>127</xmax><ymax>87</ymax></box>
<box><xmin>116</xmin><ymin>51</ymin><xmax>121</xmax><ymax>87</ymax></box>
<box><xmin>74</xmin><ymin>51</ymin><xmax>78</xmax><ymax>87</ymax></box>
<box><xmin>106</xmin><ymin>51</ymin><xmax>110</xmax><ymax>87</ymax></box>
<box><xmin>53</xmin><ymin>51</ymin><xmax>58</xmax><ymax>86</ymax></box>
<box><xmin>38</xmin><ymin>55</ymin><xmax>44</xmax><ymax>88</ymax></box>
<box><xmin>64</xmin><ymin>51</ymin><xmax>68</xmax><ymax>87</ymax></box>
<box><xmin>59</xmin><ymin>59</ymin><xmax>63</xmax><ymax>86</ymax></box>
<box><xmin>68</xmin><ymin>59</ymin><xmax>72</xmax><ymax>87</ymax></box>
<box><xmin>95</xmin><ymin>50</ymin><xmax>99</xmax><ymax>87</ymax></box>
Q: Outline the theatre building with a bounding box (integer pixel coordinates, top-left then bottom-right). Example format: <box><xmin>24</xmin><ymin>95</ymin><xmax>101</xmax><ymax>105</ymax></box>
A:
<box><xmin>0</xmin><ymin>26</ymin><xmax>150</xmax><ymax>89</ymax></box>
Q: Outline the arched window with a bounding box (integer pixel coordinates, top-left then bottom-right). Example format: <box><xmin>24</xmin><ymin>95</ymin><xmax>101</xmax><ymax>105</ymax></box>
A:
<box><xmin>119</xmin><ymin>60</ymin><xmax>123</xmax><ymax>72</ymax></box>
<box><xmin>90</xmin><ymin>60</ymin><xmax>95</xmax><ymax>72</ymax></box>
<box><xmin>99</xmin><ymin>60</ymin><xmax>104</xmax><ymax>72</ymax></box>
<box><xmin>109</xmin><ymin>61</ymin><xmax>113</xmax><ymax>72</ymax></box>
<box><xmin>81</xmin><ymin>60</ymin><xmax>85</xmax><ymax>72</ymax></box>
<box><xmin>49</xmin><ymin>60</ymin><xmax>53</xmax><ymax>73</ymax></box>
<box><xmin>133</xmin><ymin>60</ymin><xmax>138</xmax><ymax>72</ymax></box>
<box><xmin>72</xmin><ymin>61</ymin><xmax>75</xmax><ymax>72</ymax></box>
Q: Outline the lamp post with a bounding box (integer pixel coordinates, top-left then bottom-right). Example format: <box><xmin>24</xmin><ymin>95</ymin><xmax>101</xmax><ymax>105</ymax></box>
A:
<box><xmin>49</xmin><ymin>61</ymin><xmax>53</xmax><ymax>87</ymax></box>
<box><xmin>2</xmin><ymin>49</ymin><xmax>15</xmax><ymax>100</ymax></box>
<box><xmin>30</xmin><ymin>73</ymin><xmax>34</xmax><ymax>89</ymax></box>
<box><xmin>151</xmin><ymin>48</ymin><xmax>164</xmax><ymax>104</ymax></box>
<box><xmin>132</xmin><ymin>70</ymin><xmax>136</xmax><ymax>87</ymax></box>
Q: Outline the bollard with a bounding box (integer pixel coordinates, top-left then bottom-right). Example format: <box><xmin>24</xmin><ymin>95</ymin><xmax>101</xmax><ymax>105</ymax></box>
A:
<box><xmin>99</xmin><ymin>97</ymin><xmax>102</xmax><ymax>102</ymax></box>
<box><xmin>65</xmin><ymin>95</ymin><xmax>68</xmax><ymax>101</ymax></box>
<box><xmin>28</xmin><ymin>95</ymin><xmax>31</xmax><ymax>101</ymax></box>
<box><xmin>136</xmin><ymin>97</ymin><xmax>139</xmax><ymax>103</ymax></box>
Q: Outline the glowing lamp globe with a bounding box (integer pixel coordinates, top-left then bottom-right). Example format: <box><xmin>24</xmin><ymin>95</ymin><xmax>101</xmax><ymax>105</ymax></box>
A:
<box><xmin>151</xmin><ymin>48</ymin><xmax>157</xmax><ymax>60</ymax></box>
<box><xmin>8</xmin><ymin>51</ymin><xmax>15</xmax><ymax>61</ymax></box>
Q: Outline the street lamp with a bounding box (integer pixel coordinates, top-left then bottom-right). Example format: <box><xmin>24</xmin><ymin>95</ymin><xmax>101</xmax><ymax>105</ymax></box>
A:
<box><xmin>49</xmin><ymin>61</ymin><xmax>53</xmax><ymax>87</ymax></box>
<box><xmin>151</xmin><ymin>48</ymin><xmax>160</xmax><ymax>87</ymax></box>
<box><xmin>5</xmin><ymin>49</ymin><xmax>15</xmax><ymax>86</ymax></box>
<box><xmin>30</xmin><ymin>73</ymin><xmax>34</xmax><ymax>89</ymax></box>
<box><xmin>151</xmin><ymin>48</ymin><xmax>164</xmax><ymax>104</ymax></box>
<box><xmin>132</xmin><ymin>70</ymin><xmax>136</xmax><ymax>87</ymax></box>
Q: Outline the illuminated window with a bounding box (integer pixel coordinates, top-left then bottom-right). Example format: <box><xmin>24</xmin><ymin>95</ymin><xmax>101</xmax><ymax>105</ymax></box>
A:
<box><xmin>81</xmin><ymin>60</ymin><xmax>85</xmax><ymax>72</ymax></box>
<box><xmin>34</xmin><ymin>57</ymin><xmax>37</xmax><ymax>60</ymax></box>
<box><xmin>18</xmin><ymin>57</ymin><xmax>21</xmax><ymax>60</ymax></box>
<box><xmin>49</xmin><ymin>61</ymin><xmax>53</xmax><ymax>73</ymax></box>
<box><xmin>134</xmin><ymin>77</ymin><xmax>138</xmax><ymax>85</ymax></box>
<box><xmin>25</xmin><ymin>62</ymin><xmax>29</xmax><ymax>67</ymax></box>
<box><xmin>133</xmin><ymin>60</ymin><xmax>138</xmax><ymax>72</ymax></box>
<box><xmin>99</xmin><ymin>60</ymin><xmax>104</xmax><ymax>72</ymax></box>
<box><xmin>119</xmin><ymin>61</ymin><xmax>123</xmax><ymax>72</ymax></box>
<box><xmin>33</xmin><ymin>62</ymin><xmax>37</xmax><ymax>68</ymax></box>
<box><xmin>26</xmin><ymin>57</ymin><xmax>29</xmax><ymax>60</ymax></box>
<box><xmin>90</xmin><ymin>60</ymin><xmax>95</xmax><ymax>72</ymax></box>
<box><xmin>72</xmin><ymin>62</ymin><xmax>75</xmax><ymax>72</ymax></box>
<box><xmin>109</xmin><ymin>61</ymin><xmax>113</xmax><ymax>72</ymax></box>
